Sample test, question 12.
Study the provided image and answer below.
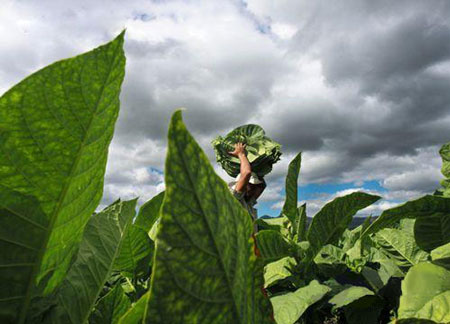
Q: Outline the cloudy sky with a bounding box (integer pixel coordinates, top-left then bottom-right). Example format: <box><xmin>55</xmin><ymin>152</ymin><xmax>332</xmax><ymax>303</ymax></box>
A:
<box><xmin>1</xmin><ymin>0</ymin><xmax>449</xmax><ymax>217</ymax></box>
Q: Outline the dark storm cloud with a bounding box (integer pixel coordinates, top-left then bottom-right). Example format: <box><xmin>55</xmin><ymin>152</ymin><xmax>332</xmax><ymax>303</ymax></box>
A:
<box><xmin>2</xmin><ymin>0</ymin><xmax>449</xmax><ymax>208</ymax></box>
<box><xmin>253</xmin><ymin>0</ymin><xmax>450</xmax><ymax>160</ymax></box>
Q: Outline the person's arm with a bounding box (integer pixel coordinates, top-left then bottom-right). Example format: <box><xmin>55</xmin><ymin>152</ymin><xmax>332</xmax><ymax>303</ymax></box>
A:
<box><xmin>229</xmin><ymin>143</ymin><xmax>251</xmax><ymax>193</ymax></box>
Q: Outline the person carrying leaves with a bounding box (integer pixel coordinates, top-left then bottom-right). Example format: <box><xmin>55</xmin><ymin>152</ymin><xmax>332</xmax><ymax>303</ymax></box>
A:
<box><xmin>211</xmin><ymin>124</ymin><xmax>281</xmax><ymax>233</ymax></box>
<box><xmin>227</xmin><ymin>142</ymin><xmax>266</xmax><ymax>231</ymax></box>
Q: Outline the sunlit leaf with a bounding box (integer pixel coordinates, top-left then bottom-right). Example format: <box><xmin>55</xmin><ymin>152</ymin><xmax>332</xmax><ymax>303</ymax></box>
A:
<box><xmin>47</xmin><ymin>199</ymin><xmax>137</xmax><ymax>324</ymax></box>
<box><xmin>270</xmin><ymin>280</ymin><xmax>330</xmax><ymax>324</ymax></box>
<box><xmin>144</xmin><ymin>110</ymin><xmax>273</xmax><ymax>323</ymax></box>
<box><xmin>398</xmin><ymin>262</ymin><xmax>450</xmax><ymax>323</ymax></box>
<box><xmin>281</xmin><ymin>152</ymin><xmax>301</xmax><ymax>225</ymax></box>
<box><xmin>0</xmin><ymin>31</ymin><xmax>125</xmax><ymax>323</ymax></box>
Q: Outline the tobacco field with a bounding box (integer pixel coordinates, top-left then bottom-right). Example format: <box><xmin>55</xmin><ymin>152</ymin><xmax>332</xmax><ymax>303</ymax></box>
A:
<box><xmin>0</xmin><ymin>32</ymin><xmax>449</xmax><ymax>324</ymax></box>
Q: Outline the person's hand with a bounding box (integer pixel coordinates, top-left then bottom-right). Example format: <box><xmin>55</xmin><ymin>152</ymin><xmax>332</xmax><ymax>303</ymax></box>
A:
<box><xmin>228</xmin><ymin>143</ymin><xmax>246</xmax><ymax>157</ymax></box>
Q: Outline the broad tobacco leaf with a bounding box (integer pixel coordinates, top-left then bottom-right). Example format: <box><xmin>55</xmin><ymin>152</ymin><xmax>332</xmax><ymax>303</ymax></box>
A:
<box><xmin>296</xmin><ymin>203</ymin><xmax>307</xmax><ymax>242</ymax></box>
<box><xmin>47</xmin><ymin>199</ymin><xmax>137</xmax><ymax>324</ymax></box>
<box><xmin>431</xmin><ymin>242</ymin><xmax>450</xmax><ymax>270</ymax></box>
<box><xmin>255</xmin><ymin>230</ymin><xmax>292</xmax><ymax>262</ymax></box>
<box><xmin>362</xmin><ymin>195</ymin><xmax>450</xmax><ymax>238</ymax></box>
<box><xmin>398</xmin><ymin>262</ymin><xmax>450</xmax><ymax>323</ymax></box>
<box><xmin>374</xmin><ymin>228</ymin><xmax>429</xmax><ymax>271</ymax></box>
<box><xmin>119</xmin><ymin>291</ymin><xmax>150</xmax><ymax>324</ymax></box>
<box><xmin>270</xmin><ymin>280</ymin><xmax>330</xmax><ymax>324</ymax></box>
<box><xmin>144</xmin><ymin>110</ymin><xmax>273</xmax><ymax>323</ymax></box>
<box><xmin>0</xmin><ymin>32</ymin><xmax>125</xmax><ymax>323</ymax></box>
<box><xmin>114</xmin><ymin>224</ymin><xmax>154</xmax><ymax>276</ymax></box>
<box><xmin>134</xmin><ymin>191</ymin><xmax>165</xmax><ymax>232</ymax></box>
<box><xmin>281</xmin><ymin>152</ymin><xmax>301</xmax><ymax>226</ymax></box>
<box><xmin>89</xmin><ymin>285</ymin><xmax>131</xmax><ymax>324</ymax></box>
<box><xmin>306</xmin><ymin>192</ymin><xmax>380</xmax><ymax>258</ymax></box>
<box><xmin>437</xmin><ymin>142</ymin><xmax>450</xmax><ymax>197</ymax></box>
<box><xmin>0</xmin><ymin>188</ymin><xmax>48</xmax><ymax>323</ymax></box>
<box><xmin>264</xmin><ymin>256</ymin><xmax>296</xmax><ymax>288</ymax></box>
<box><xmin>329</xmin><ymin>286</ymin><xmax>374</xmax><ymax>311</ymax></box>
<box><xmin>414</xmin><ymin>212</ymin><xmax>450</xmax><ymax>252</ymax></box>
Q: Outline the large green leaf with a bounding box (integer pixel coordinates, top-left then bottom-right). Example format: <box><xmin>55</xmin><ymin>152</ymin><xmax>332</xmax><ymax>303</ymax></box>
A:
<box><xmin>89</xmin><ymin>285</ymin><xmax>131</xmax><ymax>324</ymax></box>
<box><xmin>329</xmin><ymin>286</ymin><xmax>374</xmax><ymax>310</ymax></box>
<box><xmin>281</xmin><ymin>152</ymin><xmax>301</xmax><ymax>225</ymax></box>
<box><xmin>118</xmin><ymin>291</ymin><xmax>149</xmax><ymax>324</ymax></box>
<box><xmin>314</xmin><ymin>244</ymin><xmax>347</xmax><ymax>277</ymax></box>
<box><xmin>114</xmin><ymin>225</ymin><xmax>154</xmax><ymax>276</ymax></box>
<box><xmin>431</xmin><ymin>242</ymin><xmax>450</xmax><ymax>269</ymax></box>
<box><xmin>296</xmin><ymin>204</ymin><xmax>307</xmax><ymax>242</ymax></box>
<box><xmin>255</xmin><ymin>230</ymin><xmax>291</xmax><ymax>262</ymax></box>
<box><xmin>363</xmin><ymin>247</ymin><xmax>404</xmax><ymax>290</ymax></box>
<box><xmin>270</xmin><ymin>280</ymin><xmax>330</xmax><ymax>324</ymax></box>
<box><xmin>256</xmin><ymin>216</ymin><xmax>290</xmax><ymax>237</ymax></box>
<box><xmin>0</xmin><ymin>187</ymin><xmax>48</xmax><ymax>323</ymax></box>
<box><xmin>437</xmin><ymin>142</ymin><xmax>450</xmax><ymax>197</ymax></box>
<box><xmin>398</xmin><ymin>262</ymin><xmax>450</xmax><ymax>323</ymax></box>
<box><xmin>414</xmin><ymin>212</ymin><xmax>450</xmax><ymax>252</ymax></box>
<box><xmin>144</xmin><ymin>110</ymin><xmax>273</xmax><ymax>323</ymax></box>
<box><xmin>363</xmin><ymin>195</ymin><xmax>450</xmax><ymax>237</ymax></box>
<box><xmin>374</xmin><ymin>228</ymin><xmax>429</xmax><ymax>270</ymax></box>
<box><xmin>306</xmin><ymin>192</ymin><xmax>380</xmax><ymax>257</ymax></box>
<box><xmin>264</xmin><ymin>256</ymin><xmax>295</xmax><ymax>288</ymax></box>
<box><xmin>47</xmin><ymin>199</ymin><xmax>137</xmax><ymax>324</ymax></box>
<box><xmin>134</xmin><ymin>191</ymin><xmax>165</xmax><ymax>232</ymax></box>
<box><xmin>0</xmin><ymin>32</ymin><xmax>126</xmax><ymax>323</ymax></box>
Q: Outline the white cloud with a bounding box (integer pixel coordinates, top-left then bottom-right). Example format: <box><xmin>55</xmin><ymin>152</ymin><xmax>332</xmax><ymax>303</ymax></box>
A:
<box><xmin>1</xmin><ymin>0</ymin><xmax>448</xmax><ymax>211</ymax></box>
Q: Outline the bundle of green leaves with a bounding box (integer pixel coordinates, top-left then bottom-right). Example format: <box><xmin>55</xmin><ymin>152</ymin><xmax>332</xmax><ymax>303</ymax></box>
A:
<box><xmin>436</xmin><ymin>142</ymin><xmax>450</xmax><ymax>197</ymax></box>
<box><xmin>211</xmin><ymin>124</ymin><xmax>282</xmax><ymax>177</ymax></box>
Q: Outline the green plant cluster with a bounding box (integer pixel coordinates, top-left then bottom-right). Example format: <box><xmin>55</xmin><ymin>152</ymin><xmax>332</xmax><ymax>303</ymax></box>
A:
<box><xmin>0</xmin><ymin>32</ymin><xmax>449</xmax><ymax>324</ymax></box>
<box><xmin>211</xmin><ymin>124</ymin><xmax>282</xmax><ymax>178</ymax></box>
<box><xmin>255</xmin><ymin>148</ymin><xmax>450</xmax><ymax>324</ymax></box>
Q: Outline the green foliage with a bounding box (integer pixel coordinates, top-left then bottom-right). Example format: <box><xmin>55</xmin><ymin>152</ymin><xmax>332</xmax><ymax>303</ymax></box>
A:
<box><xmin>0</xmin><ymin>31</ymin><xmax>125</xmax><ymax>323</ymax></box>
<box><xmin>414</xmin><ymin>212</ymin><xmax>450</xmax><ymax>252</ymax></box>
<box><xmin>436</xmin><ymin>142</ymin><xmax>450</xmax><ymax>197</ymax></box>
<box><xmin>328</xmin><ymin>286</ymin><xmax>374</xmax><ymax>310</ymax></box>
<box><xmin>296</xmin><ymin>204</ymin><xmax>307</xmax><ymax>242</ymax></box>
<box><xmin>0</xmin><ymin>188</ymin><xmax>48</xmax><ymax>323</ymax></box>
<box><xmin>211</xmin><ymin>124</ymin><xmax>281</xmax><ymax>177</ymax></box>
<box><xmin>264</xmin><ymin>256</ymin><xmax>296</xmax><ymax>288</ymax></box>
<box><xmin>144</xmin><ymin>110</ymin><xmax>273</xmax><ymax>323</ymax></box>
<box><xmin>281</xmin><ymin>152</ymin><xmax>301</xmax><ymax>225</ymax></box>
<box><xmin>89</xmin><ymin>285</ymin><xmax>130</xmax><ymax>324</ymax></box>
<box><xmin>134</xmin><ymin>191</ymin><xmax>164</xmax><ymax>232</ymax></box>
<box><xmin>114</xmin><ymin>225</ymin><xmax>154</xmax><ymax>277</ymax></box>
<box><xmin>431</xmin><ymin>242</ymin><xmax>450</xmax><ymax>269</ymax></box>
<box><xmin>374</xmin><ymin>228</ymin><xmax>429</xmax><ymax>271</ymax></box>
<box><xmin>363</xmin><ymin>195</ymin><xmax>450</xmax><ymax>237</ymax></box>
<box><xmin>306</xmin><ymin>192</ymin><xmax>380</xmax><ymax>258</ymax></box>
<box><xmin>270</xmin><ymin>280</ymin><xmax>330</xmax><ymax>324</ymax></box>
<box><xmin>118</xmin><ymin>291</ymin><xmax>149</xmax><ymax>324</ymax></box>
<box><xmin>398</xmin><ymin>262</ymin><xmax>450</xmax><ymax>323</ymax></box>
<box><xmin>255</xmin><ymin>230</ymin><xmax>292</xmax><ymax>262</ymax></box>
<box><xmin>47</xmin><ymin>199</ymin><xmax>137</xmax><ymax>324</ymax></box>
<box><xmin>1</xmin><ymin>26</ymin><xmax>449</xmax><ymax>324</ymax></box>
